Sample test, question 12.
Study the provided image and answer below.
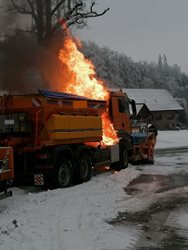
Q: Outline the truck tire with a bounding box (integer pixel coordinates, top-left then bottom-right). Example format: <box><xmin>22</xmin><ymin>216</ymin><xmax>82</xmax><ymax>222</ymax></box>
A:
<box><xmin>57</xmin><ymin>159</ymin><xmax>73</xmax><ymax>188</ymax></box>
<box><xmin>77</xmin><ymin>153</ymin><xmax>92</xmax><ymax>183</ymax></box>
<box><xmin>121</xmin><ymin>149</ymin><xmax>128</xmax><ymax>169</ymax></box>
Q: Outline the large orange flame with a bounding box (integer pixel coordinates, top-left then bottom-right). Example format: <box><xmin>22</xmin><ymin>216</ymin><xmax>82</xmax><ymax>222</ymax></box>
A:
<box><xmin>59</xmin><ymin>33</ymin><xmax>118</xmax><ymax>146</ymax></box>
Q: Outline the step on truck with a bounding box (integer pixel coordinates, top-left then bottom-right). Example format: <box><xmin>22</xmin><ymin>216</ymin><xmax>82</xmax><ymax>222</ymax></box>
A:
<box><xmin>0</xmin><ymin>89</ymin><xmax>156</xmax><ymax>189</ymax></box>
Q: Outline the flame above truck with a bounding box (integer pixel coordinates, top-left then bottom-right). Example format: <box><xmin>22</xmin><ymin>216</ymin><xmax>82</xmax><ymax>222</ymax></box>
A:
<box><xmin>58</xmin><ymin>30</ymin><xmax>119</xmax><ymax>146</ymax></box>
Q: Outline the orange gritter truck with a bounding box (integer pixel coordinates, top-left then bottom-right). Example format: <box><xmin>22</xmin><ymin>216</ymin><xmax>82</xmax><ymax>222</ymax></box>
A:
<box><xmin>0</xmin><ymin>89</ymin><xmax>157</xmax><ymax>196</ymax></box>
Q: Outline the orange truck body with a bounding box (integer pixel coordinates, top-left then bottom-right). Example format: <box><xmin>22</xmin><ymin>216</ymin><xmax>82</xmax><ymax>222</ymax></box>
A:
<box><xmin>0</xmin><ymin>89</ymin><xmax>156</xmax><ymax>193</ymax></box>
<box><xmin>0</xmin><ymin>92</ymin><xmax>105</xmax><ymax>149</ymax></box>
<box><xmin>0</xmin><ymin>147</ymin><xmax>14</xmax><ymax>199</ymax></box>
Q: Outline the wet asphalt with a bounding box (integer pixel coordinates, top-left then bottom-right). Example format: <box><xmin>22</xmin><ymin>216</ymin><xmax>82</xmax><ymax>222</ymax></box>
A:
<box><xmin>110</xmin><ymin>149</ymin><xmax>188</xmax><ymax>250</ymax></box>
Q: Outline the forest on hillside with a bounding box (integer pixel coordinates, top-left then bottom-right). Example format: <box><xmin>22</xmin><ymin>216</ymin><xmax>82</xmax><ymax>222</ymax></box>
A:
<box><xmin>82</xmin><ymin>41</ymin><xmax>188</xmax><ymax>102</ymax></box>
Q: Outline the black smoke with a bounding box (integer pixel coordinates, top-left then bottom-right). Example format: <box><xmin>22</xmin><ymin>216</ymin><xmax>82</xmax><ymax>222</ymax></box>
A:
<box><xmin>0</xmin><ymin>31</ymin><xmax>68</xmax><ymax>93</ymax></box>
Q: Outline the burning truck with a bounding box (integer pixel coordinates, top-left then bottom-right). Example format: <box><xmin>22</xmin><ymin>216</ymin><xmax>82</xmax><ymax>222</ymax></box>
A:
<box><xmin>0</xmin><ymin>31</ymin><xmax>157</xmax><ymax>198</ymax></box>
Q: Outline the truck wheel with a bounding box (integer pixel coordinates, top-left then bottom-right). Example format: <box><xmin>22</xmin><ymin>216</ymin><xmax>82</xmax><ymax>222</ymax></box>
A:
<box><xmin>57</xmin><ymin>159</ymin><xmax>73</xmax><ymax>188</ymax></box>
<box><xmin>78</xmin><ymin>153</ymin><xmax>92</xmax><ymax>183</ymax></box>
<box><xmin>121</xmin><ymin>149</ymin><xmax>128</xmax><ymax>169</ymax></box>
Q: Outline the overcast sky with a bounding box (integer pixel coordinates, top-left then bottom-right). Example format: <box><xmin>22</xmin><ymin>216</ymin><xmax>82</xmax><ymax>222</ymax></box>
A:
<box><xmin>76</xmin><ymin>0</ymin><xmax>188</xmax><ymax>73</ymax></box>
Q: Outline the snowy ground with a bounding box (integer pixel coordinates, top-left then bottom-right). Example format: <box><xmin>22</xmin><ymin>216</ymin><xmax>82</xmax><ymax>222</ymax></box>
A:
<box><xmin>0</xmin><ymin>169</ymin><xmax>140</xmax><ymax>250</ymax></box>
<box><xmin>156</xmin><ymin>129</ymin><xmax>188</xmax><ymax>149</ymax></box>
<box><xmin>0</xmin><ymin>130</ymin><xmax>188</xmax><ymax>250</ymax></box>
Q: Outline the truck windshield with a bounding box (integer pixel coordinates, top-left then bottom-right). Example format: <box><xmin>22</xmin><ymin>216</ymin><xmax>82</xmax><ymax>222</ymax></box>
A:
<box><xmin>118</xmin><ymin>97</ymin><xmax>130</xmax><ymax>115</ymax></box>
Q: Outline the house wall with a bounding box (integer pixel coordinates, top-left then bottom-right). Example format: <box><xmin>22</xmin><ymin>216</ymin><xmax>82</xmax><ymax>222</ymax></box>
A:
<box><xmin>151</xmin><ymin>110</ymin><xmax>178</xmax><ymax>130</ymax></box>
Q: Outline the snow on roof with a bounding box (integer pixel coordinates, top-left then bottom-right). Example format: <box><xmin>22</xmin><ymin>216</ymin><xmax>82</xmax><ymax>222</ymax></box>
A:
<box><xmin>135</xmin><ymin>104</ymin><xmax>144</xmax><ymax>113</ymax></box>
<box><xmin>122</xmin><ymin>89</ymin><xmax>183</xmax><ymax>111</ymax></box>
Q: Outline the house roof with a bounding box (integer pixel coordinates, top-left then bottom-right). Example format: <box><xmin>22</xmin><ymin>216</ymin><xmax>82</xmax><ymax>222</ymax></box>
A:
<box><xmin>136</xmin><ymin>104</ymin><xmax>144</xmax><ymax>113</ymax></box>
<box><xmin>135</xmin><ymin>103</ymin><xmax>151</xmax><ymax>119</ymax></box>
<box><xmin>122</xmin><ymin>89</ymin><xmax>183</xmax><ymax>111</ymax></box>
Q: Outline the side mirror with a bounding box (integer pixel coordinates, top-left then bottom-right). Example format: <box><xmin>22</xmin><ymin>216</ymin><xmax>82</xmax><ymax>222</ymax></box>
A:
<box><xmin>129</xmin><ymin>99</ymin><xmax>137</xmax><ymax>118</ymax></box>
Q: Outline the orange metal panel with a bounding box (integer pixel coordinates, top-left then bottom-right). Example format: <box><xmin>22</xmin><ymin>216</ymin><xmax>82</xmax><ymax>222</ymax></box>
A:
<box><xmin>0</xmin><ymin>92</ymin><xmax>105</xmax><ymax>149</ymax></box>
<box><xmin>0</xmin><ymin>147</ymin><xmax>14</xmax><ymax>181</ymax></box>
<box><xmin>73</xmin><ymin>100</ymin><xmax>87</xmax><ymax>109</ymax></box>
<box><xmin>39</xmin><ymin>114</ymin><xmax>102</xmax><ymax>142</ymax></box>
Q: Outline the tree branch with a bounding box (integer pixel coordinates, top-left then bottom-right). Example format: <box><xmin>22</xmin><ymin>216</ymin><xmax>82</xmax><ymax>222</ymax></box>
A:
<box><xmin>77</xmin><ymin>7</ymin><xmax>110</xmax><ymax>18</ymax></box>
<box><xmin>27</xmin><ymin>0</ymin><xmax>38</xmax><ymax>22</ymax></box>
<box><xmin>90</xmin><ymin>2</ymin><xmax>97</xmax><ymax>15</ymax></box>
<box><xmin>51</xmin><ymin>0</ymin><xmax>66</xmax><ymax>17</ymax></box>
<box><xmin>52</xmin><ymin>1</ymin><xmax>109</xmax><ymax>32</ymax></box>
<box><xmin>67</xmin><ymin>0</ymin><xmax>71</xmax><ymax>10</ymax></box>
<box><xmin>64</xmin><ymin>2</ymin><xmax>83</xmax><ymax>19</ymax></box>
<box><xmin>70</xmin><ymin>2</ymin><xmax>109</xmax><ymax>22</ymax></box>
<box><xmin>9</xmin><ymin>0</ymin><xmax>32</xmax><ymax>15</ymax></box>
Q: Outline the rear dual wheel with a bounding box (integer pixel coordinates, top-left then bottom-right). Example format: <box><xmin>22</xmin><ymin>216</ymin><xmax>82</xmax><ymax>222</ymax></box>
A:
<box><xmin>77</xmin><ymin>153</ymin><xmax>92</xmax><ymax>183</ymax></box>
<box><xmin>57</xmin><ymin>159</ymin><xmax>73</xmax><ymax>188</ymax></box>
<box><xmin>56</xmin><ymin>152</ymin><xmax>92</xmax><ymax>187</ymax></box>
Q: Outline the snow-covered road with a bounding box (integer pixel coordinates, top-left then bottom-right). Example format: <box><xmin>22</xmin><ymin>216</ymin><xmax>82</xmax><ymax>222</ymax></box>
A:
<box><xmin>0</xmin><ymin>130</ymin><xmax>188</xmax><ymax>250</ymax></box>
<box><xmin>124</xmin><ymin>150</ymin><xmax>188</xmax><ymax>249</ymax></box>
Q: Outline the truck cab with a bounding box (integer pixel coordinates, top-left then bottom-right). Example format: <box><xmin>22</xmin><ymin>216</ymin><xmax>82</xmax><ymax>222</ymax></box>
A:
<box><xmin>109</xmin><ymin>89</ymin><xmax>157</xmax><ymax>165</ymax></box>
<box><xmin>109</xmin><ymin>90</ymin><xmax>136</xmax><ymax>134</ymax></box>
<box><xmin>101</xmin><ymin>90</ymin><xmax>137</xmax><ymax>170</ymax></box>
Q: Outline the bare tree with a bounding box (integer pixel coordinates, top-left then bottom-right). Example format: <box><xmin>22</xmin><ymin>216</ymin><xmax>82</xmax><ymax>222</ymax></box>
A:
<box><xmin>8</xmin><ymin>0</ymin><xmax>109</xmax><ymax>44</ymax></box>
